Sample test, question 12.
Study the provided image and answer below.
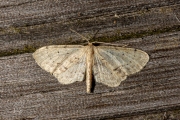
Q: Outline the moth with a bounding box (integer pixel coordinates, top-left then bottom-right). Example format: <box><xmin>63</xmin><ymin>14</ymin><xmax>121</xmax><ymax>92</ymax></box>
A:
<box><xmin>33</xmin><ymin>30</ymin><xmax>149</xmax><ymax>93</ymax></box>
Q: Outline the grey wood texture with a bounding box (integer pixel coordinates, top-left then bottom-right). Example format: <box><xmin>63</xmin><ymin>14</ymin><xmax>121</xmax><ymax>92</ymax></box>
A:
<box><xmin>0</xmin><ymin>0</ymin><xmax>180</xmax><ymax>119</ymax></box>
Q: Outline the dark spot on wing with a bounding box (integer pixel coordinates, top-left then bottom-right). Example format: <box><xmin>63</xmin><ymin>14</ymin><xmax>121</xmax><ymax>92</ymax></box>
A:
<box><xmin>134</xmin><ymin>49</ymin><xmax>137</xmax><ymax>52</ymax></box>
<box><xmin>126</xmin><ymin>68</ymin><xmax>130</xmax><ymax>72</ymax></box>
<box><xmin>74</xmin><ymin>57</ymin><xmax>79</xmax><ymax>60</ymax></box>
<box><xmin>117</xmin><ymin>69</ymin><xmax>122</xmax><ymax>74</ymax></box>
<box><xmin>113</xmin><ymin>66</ymin><xmax>120</xmax><ymax>71</ymax></box>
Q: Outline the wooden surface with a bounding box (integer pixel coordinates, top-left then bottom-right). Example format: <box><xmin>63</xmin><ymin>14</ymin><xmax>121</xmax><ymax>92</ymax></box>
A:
<box><xmin>0</xmin><ymin>0</ymin><xmax>180</xmax><ymax>119</ymax></box>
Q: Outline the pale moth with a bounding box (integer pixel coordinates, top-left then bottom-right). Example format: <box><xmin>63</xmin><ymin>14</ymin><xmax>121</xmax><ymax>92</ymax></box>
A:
<box><xmin>33</xmin><ymin>30</ymin><xmax>149</xmax><ymax>93</ymax></box>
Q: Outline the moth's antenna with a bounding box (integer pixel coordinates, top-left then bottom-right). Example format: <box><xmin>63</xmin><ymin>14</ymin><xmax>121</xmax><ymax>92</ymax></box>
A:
<box><xmin>174</xmin><ymin>13</ymin><xmax>180</xmax><ymax>23</ymax></box>
<box><xmin>90</xmin><ymin>29</ymin><xmax>100</xmax><ymax>40</ymax></box>
<box><xmin>70</xmin><ymin>29</ymin><xmax>89</xmax><ymax>43</ymax></box>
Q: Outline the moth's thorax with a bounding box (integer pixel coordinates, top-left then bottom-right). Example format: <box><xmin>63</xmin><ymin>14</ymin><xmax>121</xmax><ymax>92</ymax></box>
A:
<box><xmin>87</xmin><ymin>43</ymin><xmax>94</xmax><ymax>54</ymax></box>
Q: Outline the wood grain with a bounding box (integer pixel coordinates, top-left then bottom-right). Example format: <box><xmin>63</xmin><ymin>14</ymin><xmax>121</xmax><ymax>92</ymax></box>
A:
<box><xmin>0</xmin><ymin>0</ymin><xmax>180</xmax><ymax>119</ymax></box>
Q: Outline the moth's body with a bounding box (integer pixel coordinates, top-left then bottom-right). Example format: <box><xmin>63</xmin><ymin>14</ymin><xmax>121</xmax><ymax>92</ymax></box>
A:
<box><xmin>86</xmin><ymin>43</ymin><xmax>94</xmax><ymax>93</ymax></box>
<box><xmin>33</xmin><ymin>42</ymin><xmax>149</xmax><ymax>93</ymax></box>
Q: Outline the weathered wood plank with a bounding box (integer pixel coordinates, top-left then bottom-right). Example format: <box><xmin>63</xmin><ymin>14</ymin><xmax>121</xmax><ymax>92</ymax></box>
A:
<box><xmin>0</xmin><ymin>0</ymin><xmax>180</xmax><ymax>119</ymax></box>
<box><xmin>1</xmin><ymin>31</ymin><xmax>180</xmax><ymax>119</ymax></box>
<box><xmin>0</xmin><ymin>0</ymin><xmax>179</xmax><ymax>53</ymax></box>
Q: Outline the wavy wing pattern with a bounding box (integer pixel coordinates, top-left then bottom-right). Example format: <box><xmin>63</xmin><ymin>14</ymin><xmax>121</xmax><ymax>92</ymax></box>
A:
<box><xmin>93</xmin><ymin>46</ymin><xmax>149</xmax><ymax>87</ymax></box>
